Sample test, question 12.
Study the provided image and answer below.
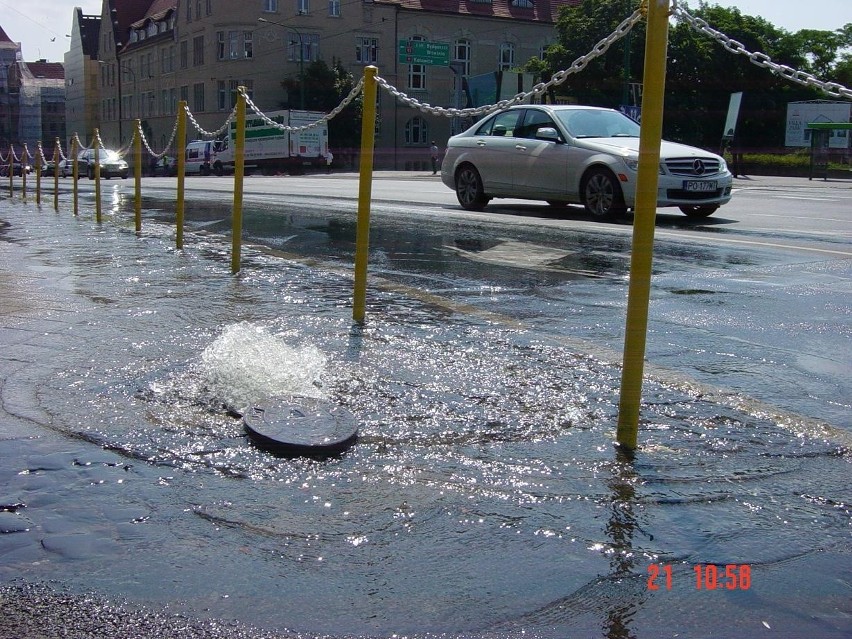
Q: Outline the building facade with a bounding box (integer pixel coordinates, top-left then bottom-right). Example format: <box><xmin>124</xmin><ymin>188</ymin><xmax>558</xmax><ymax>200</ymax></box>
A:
<box><xmin>65</xmin><ymin>9</ymin><xmax>102</xmax><ymax>151</ymax></box>
<box><xmin>0</xmin><ymin>26</ymin><xmax>66</xmax><ymax>155</ymax></box>
<box><xmin>90</xmin><ymin>0</ymin><xmax>576</xmax><ymax>169</ymax></box>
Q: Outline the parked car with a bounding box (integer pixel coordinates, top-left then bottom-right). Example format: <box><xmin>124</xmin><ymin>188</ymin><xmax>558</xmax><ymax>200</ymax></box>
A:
<box><xmin>440</xmin><ymin>104</ymin><xmax>733</xmax><ymax>219</ymax></box>
<box><xmin>149</xmin><ymin>155</ymin><xmax>176</xmax><ymax>177</ymax></box>
<box><xmin>58</xmin><ymin>158</ymin><xmax>73</xmax><ymax>177</ymax></box>
<box><xmin>0</xmin><ymin>162</ymin><xmax>32</xmax><ymax>177</ymax></box>
<box><xmin>76</xmin><ymin>148</ymin><xmax>129</xmax><ymax>180</ymax></box>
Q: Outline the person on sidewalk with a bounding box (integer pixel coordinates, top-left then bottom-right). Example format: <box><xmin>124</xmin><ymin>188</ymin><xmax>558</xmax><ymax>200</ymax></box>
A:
<box><xmin>430</xmin><ymin>141</ymin><xmax>441</xmax><ymax>175</ymax></box>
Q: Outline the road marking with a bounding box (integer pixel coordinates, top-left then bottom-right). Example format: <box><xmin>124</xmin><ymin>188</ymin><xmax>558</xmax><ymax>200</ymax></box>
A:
<box><xmin>657</xmin><ymin>231</ymin><xmax>852</xmax><ymax>258</ymax></box>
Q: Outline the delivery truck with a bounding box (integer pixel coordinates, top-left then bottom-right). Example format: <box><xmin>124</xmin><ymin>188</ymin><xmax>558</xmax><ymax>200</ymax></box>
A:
<box><xmin>185</xmin><ymin>109</ymin><xmax>328</xmax><ymax>175</ymax></box>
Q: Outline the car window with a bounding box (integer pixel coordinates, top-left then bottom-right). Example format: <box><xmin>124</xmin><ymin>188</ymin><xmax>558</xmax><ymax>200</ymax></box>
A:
<box><xmin>556</xmin><ymin>109</ymin><xmax>640</xmax><ymax>139</ymax></box>
<box><xmin>487</xmin><ymin>110</ymin><xmax>523</xmax><ymax>137</ymax></box>
<box><xmin>516</xmin><ymin>110</ymin><xmax>560</xmax><ymax>140</ymax></box>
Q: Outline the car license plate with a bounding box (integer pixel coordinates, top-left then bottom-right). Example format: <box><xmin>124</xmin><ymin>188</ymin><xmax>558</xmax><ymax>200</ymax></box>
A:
<box><xmin>683</xmin><ymin>180</ymin><xmax>717</xmax><ymax>192</ymax></box>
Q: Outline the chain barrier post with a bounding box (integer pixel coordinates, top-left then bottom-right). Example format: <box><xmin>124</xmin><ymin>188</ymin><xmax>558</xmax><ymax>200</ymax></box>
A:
<box><xmin>616</xmin><ymin>0</ymin><xmax>670</xmax><ymax>451</ymax></box>
<box><xmin>35</xmin><ymin>143</ymin><xmax>42</xmax><ymax>205</ymax></box>
<box><xmin>71</xmin><ymin>135</ymin><xmax>79</xmax><ymax>216</ymax></box>
<box><xmin>134</xmin><ymin>120</ymin><xmax>142</xmax><ymax>233</ymax></box>
<box><xmin>231</xmin><ymin>88</ymin><xmax>247</xmax><ymax>274</ymax></box>
<box><xmin>7</xmin><ymin>146</ymin><xmax>13</xmax><ymax>197</ymax></box>
<box><xmin>53</xmin><ymin>138</ymin><xmax>60</xmax><ymax>211</ymax></box>
<box><xmin>21</xmin><ymin>144</ymin><xmax>28</xmax><ymax>201</ymax></box>
<box><xmin>176</xmin><ymin>101</ymin><xmax>187</xmax><ymax>249</ymax></box>
<box><xmin>94</xmin><ymin>130</ymin><xmax>102</xmax><ymax>223</ymax></box>
<box><xmin>352</xmin><ymin>66</ymin><xmax>378</xmax><ymax>324</ymax></box>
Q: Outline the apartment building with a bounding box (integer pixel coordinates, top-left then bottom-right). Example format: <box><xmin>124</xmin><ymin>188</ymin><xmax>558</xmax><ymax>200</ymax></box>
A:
<box><xmin>90</xmin><ymin>0</ymin><xmax>575</xmax><ymax>169</ymax></box>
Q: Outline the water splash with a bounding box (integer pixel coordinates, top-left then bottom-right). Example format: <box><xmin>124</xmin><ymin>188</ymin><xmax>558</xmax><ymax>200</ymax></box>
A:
<box><xmin>199</xmin><ymin>321</ymin><xmax>327</xmax><ymax>410</ymax></box>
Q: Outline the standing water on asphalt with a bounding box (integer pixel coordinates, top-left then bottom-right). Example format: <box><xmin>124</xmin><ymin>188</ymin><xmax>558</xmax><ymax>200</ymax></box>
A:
<box><xmin>0</xmin><ymin>194</ymin><xmax>849</xmax><ymax>639</ymax></box>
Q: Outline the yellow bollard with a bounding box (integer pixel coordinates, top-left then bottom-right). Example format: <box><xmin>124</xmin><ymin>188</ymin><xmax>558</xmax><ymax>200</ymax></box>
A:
<box><xmin>35</xmin><ymin>144</ymin><xmax>42</xmax><ymax>206</ymax></box>
<box><xmin>352</xmin><ymin>66</ymin><xmax>378</xmax><ymax>324</ymax></box>
<box><xmin>53</xmin><ymin>139</ymin><xmax>60</xmax><ymax>212</ymax></box>
<box><xmin>231</xmin><ymin>88</ymin><xmax>246</xmax><ymax>274</ymax></box>
<box><xmin>134</xmin><ymin>120</ymin><xmax>142</xmax><ymax>233</ymax></box>
<box><xmin>21</xmin><ymin>143</ymin><xmax>28</xmax><ymax>201</ymax></box>
<box><xmin>7</xmin><ymin>146</ymin><xmax>13</xmax><ymax>197</ymax></box>
<box><xmin>616</xmin><ymin>0</ymin><xmax>671</xmax><ymax>451</ymax></box>
<box><xmin>94</xmin><ymin>130</ymin><xmax>102</xmax><ymax>223</ymax></box>
<box><xmin>71</xmin><ymin>136</ymin><xmax>79</xmax><ymax>216</ymax></box>
<box><xmin>176</xmin><ymin>101</ymin><xmax>187</xmax><ymax>249</ymax></box>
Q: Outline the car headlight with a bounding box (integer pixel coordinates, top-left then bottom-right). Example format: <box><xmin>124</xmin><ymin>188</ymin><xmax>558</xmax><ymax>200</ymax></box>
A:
<box><xmin>719</xmin><ymin>158</ymin><xmax>729</xmax><ymax>173</ymax></box>
<box><xmin>623</xmin><ymin>157</ymin><xmax>640</xmax><ymax>171</ymax></box>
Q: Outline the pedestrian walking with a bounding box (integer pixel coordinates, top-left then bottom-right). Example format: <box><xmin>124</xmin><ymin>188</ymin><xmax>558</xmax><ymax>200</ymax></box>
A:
<box><xmin>430</xmin><ymin>141</ymin><xmax>440</xmax><ymax>175</ymax></box>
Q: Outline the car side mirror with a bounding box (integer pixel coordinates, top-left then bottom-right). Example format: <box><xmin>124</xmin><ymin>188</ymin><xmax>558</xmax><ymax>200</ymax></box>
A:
<box><xmin>536</xmin><ymin>127</ymin><xmax>561</xmax><ymax>142</ymax></box>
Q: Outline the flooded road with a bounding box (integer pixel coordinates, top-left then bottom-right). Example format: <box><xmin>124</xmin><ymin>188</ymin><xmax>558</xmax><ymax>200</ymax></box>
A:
<box><xmin>0</xmin><ymin>180</ymin><xmax>850</xmax><ymax>638</ymax></box>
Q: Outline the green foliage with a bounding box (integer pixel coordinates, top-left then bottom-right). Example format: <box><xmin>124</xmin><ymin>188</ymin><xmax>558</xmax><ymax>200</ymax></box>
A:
<box><xmin>281</xmin><ymin>59</ymin><xmax>363</xmax><ymax>151</ymax></box>
<box><xmin>547</xmin><ymin>0</ymin><xmax>851</xmax><ymax>150</ymax></box>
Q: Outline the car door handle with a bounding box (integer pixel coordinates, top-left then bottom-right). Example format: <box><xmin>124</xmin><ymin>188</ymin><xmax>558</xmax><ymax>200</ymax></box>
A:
<box><xmin>476</xmin><ymin>140</ymin><xmax>487</xmax><ymax>146</ymax></box>
<box><xmin>515</xmin><ymin>144</ymin><xmax>527</xmax><ymax>151</ymax></box>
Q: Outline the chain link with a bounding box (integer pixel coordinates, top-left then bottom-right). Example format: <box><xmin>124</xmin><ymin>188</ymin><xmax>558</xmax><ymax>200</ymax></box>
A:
<box><xmin>375</xmin><ymin>9</ymin><xmax>645</xmax><ymax>119</ymax></box>
<box><xmin>240</xmin><ymin>78</ymin><xmax>365</xmax><ymax>132</ymax></box>
<box><xmin>674</xmin><ymin>4</ymin><xmax>852</xmax><ymax>99</ymax></box>
<box><xmin>185</xmin><ymin>104</ymin><xmax>237</xmax><ymax>139</ymax></box>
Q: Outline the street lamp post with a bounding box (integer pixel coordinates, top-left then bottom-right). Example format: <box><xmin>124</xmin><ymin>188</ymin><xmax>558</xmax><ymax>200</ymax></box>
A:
<box><xmin>257</xmin><ymin>17</ymin><xmax>305</xmax><ymax>109</ymax></box>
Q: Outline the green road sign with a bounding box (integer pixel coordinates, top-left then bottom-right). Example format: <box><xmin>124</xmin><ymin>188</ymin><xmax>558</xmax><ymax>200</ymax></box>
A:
<box><xmin>398</xmin><ymin>40</ymin><xmax>450</xmax><ymax>66</ymax></box>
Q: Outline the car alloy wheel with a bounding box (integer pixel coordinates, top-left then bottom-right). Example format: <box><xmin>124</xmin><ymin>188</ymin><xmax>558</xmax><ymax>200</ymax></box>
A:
<box><xmin>455</xmin><ymin>165</ymin><xmax>489</xmax><ymax>211</ymax></box>
<box><xmin>583</xmin><ymin>168</ymin><xmax>626</xmax><ymax>220</ymax></box>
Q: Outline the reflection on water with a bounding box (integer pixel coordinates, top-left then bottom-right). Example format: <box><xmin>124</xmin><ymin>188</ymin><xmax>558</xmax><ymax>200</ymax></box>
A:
<box><xmin>0</xmin><ymin>198</ymin><xmax>849</xmax><ymax>638</ymax></box>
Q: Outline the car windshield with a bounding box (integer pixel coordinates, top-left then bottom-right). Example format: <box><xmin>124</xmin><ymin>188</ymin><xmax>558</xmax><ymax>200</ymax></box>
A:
<box><xmin>555</xmin><ymin>109</ymin><xmax>640</xmax><ymax>139</ymax></box>
<box><xmin>81</xmin><ymin>150</ymin><xmax>121</xmax><ymax>161</ymax></box>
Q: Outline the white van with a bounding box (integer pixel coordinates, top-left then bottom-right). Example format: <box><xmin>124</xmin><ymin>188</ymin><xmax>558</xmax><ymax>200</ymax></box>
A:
<box><xmin>184</xmin><ymin>140</ymin><xmax>222</xmax><ymax>175</ymax></box>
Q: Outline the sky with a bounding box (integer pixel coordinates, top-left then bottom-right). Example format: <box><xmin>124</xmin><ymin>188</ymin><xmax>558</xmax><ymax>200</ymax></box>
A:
<box><xmin>0</xmin><ymin>0</ymin><xmax>849</xmax><ymax>64</ymax></box>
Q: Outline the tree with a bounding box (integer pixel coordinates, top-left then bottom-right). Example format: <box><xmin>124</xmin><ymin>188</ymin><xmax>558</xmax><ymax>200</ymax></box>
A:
<box><xmin>545</xmin><ymin>0</ymin><xmax>848</xmax><ymax>150</ymax></box>
<box><xmin>281</xmin><ymin>59</ymin><xmax>363</xmax><ymax>157</ymax></box>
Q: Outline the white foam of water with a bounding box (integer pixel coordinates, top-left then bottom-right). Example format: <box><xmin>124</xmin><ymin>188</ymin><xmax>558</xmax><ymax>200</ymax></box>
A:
<box><xmin>200</xmin><ymin>321</ymin><xmax>327</xmax><ymax>410</ymax></box>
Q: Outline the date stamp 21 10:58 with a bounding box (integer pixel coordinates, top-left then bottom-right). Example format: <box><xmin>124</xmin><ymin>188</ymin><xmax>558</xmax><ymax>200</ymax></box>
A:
<box><xmin>647</xmin><ymin>563</ymin><xmax>752</xmax><ymax>591</ymax></box>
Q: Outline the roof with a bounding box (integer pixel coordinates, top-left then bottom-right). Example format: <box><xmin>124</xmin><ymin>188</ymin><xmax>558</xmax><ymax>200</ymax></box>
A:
<box><xmin>0</xmin><ymin>25</ymin><xmax>14</xmax><ymax>43</ymax></box>
<box><xmin>373</xmin><ymin>0</ymin><xmax>581</xmax><ymax>23</ymax></box>
<box><xmin>108</xmin><ymin>0</ymin><xmax>157</xmax><ymax>48</ymax></box>
<box><xmin>25</xmin><ymin>61</ymin><xmax>65</xmax><ymax>80</ymax></box>
<box><xmin>130</xmin><ymin>0</ymin><xmax>177</xmax><ymax>29</ymax></box>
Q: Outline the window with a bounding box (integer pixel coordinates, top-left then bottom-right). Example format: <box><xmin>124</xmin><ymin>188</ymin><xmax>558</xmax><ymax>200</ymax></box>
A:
<box><xmin>263</xmin><ymin>0</ymin><xmax>278</xmax><ymax>10</ymax></box>
<box><xmin>405</xmin><ymin>116</ymin><xmax>428</xmax><ymax>145</ymax></box>
<box><xmin>297</xmin><ymin>0</ymin><xmax>309</xmax><ymax>14</ymax></box>
<box><xmin>511</xmin><ymin>0</ymin><xmax>533</xmax><ymax>6</ymax></box>
<box><xmin>180</xmin><ymin>40</ymin><xmax>188</xmax><ymax>69</ymax></box>
<box><xmin>408</xmin><ymin>35</ymin><xmax>426</xmax><ymax>90</ymax></box>
<box><xmin>499</xmin><ymin>42</ymin><xmax>515</xmax><ymax>71</ymax></box>
<box><xmin>328</xmin><ymin>0</ymin><xmax>340</xmax><ymax>16</ymax></box>
<box><xmin>186</xmin><ymin>0</ymin><xmax>192</xmax><ymax>21</ymax></box>
<box><xmin>180</xmin><ymin>85</ymin><xmax>189</xmax><ymax>103</ymax></box>
<box><xmin>219</xmin><ymin>31</ymin><xmax>253</xmax><ymax>60</ymax></box>
<box><xmin>193</xmin><ymin>83</ymin><xmax>205</xmax><ymax>112</ymax></box>
<box><xmin>207</xmin><ymin>0</ymin><xmax>212</xmax><ymax>15</ymax></box>
<box><xmin>193</xmin><ymin>35</ymin><xmax>205</xmax><ymax>66</ymax></box>
<box><xmin>453</xmin><ymin>39</ymin><xmax>471</xmax><ymax>76</ymax></box>
<box><xmin>218</xmin><ymin>80</ymin><xmax>253</xmax><ymax>110</ymax></box>
<box><xmin>288</xmin><ymin>32</ymin><xmax>319</xmax><ymax>62</ymax></box>
<box><xmin>356</xmin><ymin>37</ymin><xmax>378</xmax><ymax>64</ymax></box>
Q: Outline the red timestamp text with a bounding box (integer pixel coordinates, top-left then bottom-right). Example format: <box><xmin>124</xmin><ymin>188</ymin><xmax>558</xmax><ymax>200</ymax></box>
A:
<box><xmin>646</xmin><ymin>563</ymin><xmax>752</xmax><ymax>591</ymax></box>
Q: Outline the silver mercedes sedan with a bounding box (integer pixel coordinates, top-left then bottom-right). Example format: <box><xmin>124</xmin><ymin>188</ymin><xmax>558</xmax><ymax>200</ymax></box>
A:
<box><xmin>440</xmin><ymin>104</ymin><xmax>733</xmax><ymax>219</ymax></box>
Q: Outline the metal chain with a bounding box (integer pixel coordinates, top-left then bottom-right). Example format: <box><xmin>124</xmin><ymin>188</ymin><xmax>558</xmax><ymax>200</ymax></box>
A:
<box><xmin>674</xmin><ymin>4</ymin><xmax>852</xmax><ymax>99</ymax></box>
<box><xmin>376</xmin><ymin>9</ymin><xmax>645</xmax><ymax>118</ymax></box>
<box><xmin>134</xmin><ymin>116</ymin><xmax>180</xmax><ymax>160</ymax></box>
<box><xmin>240</xmin><ymin>78</ymin><xmax>365</xmax><ymax>132</ymax></box>
<box><xmin>185</xmin><ymin>104</ymin><xmax>237</xmax><ymax>139</ymax></box>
